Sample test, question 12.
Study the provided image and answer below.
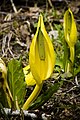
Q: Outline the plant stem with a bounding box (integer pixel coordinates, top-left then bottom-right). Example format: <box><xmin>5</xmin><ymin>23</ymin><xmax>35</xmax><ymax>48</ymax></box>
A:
<box><xmin>3</xmin><ymin>81</ymin><xmax>14</xmax><ymax>108</ymax></box>
<box><xmin>70</xmin><ymin>46</ymin><xmax>74</xmax><ymax>64</ymax></box>
<box><xmin>68</xmin><ymin>46</ymin><xmax>74</xmax><ymax>75</ymax></box>
<box><xmin>22</xmin><ymin>83</ymin><xmax>43</xmax><ymax>110</ymax></box>
<box><xmin>63</xmin><ymin>41</ymin><xmax>69</xmax><ymax>72</ymax></box>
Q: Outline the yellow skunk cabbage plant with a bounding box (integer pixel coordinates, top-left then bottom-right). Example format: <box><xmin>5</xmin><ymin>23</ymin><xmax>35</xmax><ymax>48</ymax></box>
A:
<box><xmin>63</xmin><ymin>8</ymin><xmax>77</xmax><ymax>72</ymax></box>
<box><xmin>22</xmin><ymin>14</ymin><xmax>55</xmax><ymax>110</ymax></box>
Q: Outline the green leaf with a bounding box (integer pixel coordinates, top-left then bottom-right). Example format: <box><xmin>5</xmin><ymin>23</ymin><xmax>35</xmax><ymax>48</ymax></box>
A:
<box><xmin>29</xmin><ymin>82</ymin><xmax>62</xmax><ymax>110</ymax></box>
<box><xmin>74</xmin><ymin>66</ymin><xmax>80</xmax><ymax>76</ymax></box>
<box><xmin>7</xmin><ymin>59</ymin><xmax>26</xmax><ymax>109</ymax></box>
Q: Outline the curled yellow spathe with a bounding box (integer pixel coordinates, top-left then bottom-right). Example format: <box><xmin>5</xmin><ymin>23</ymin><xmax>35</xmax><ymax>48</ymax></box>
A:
<box><xmin>29</xmin><ymin>14</ymin><xmax>55</xmax><ymax>85</ymax></box>
<box><xmin>64</xmin><ymin>8</ymin><xmax>77</xmax><ymax>63</ymax></box>
<box><xmin>64</xmin><ymin>8</ymin><xmax>77</xmax><ymax>47</ymax></box>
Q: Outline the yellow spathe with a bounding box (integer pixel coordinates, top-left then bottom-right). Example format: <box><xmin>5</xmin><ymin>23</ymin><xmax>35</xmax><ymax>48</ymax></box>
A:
<box><xmin>64</xmin><ymin>8</ymin><xmax>77</xmax><ymax>63</ymax></box>
<box><xmin>29</xmin><ymin>14</ymin><xmax>55</xmax><ymax>85</ymax></box>
<box><xmin>64</xmin><ymin>8</ymin><xmax>77</xmax><ymax>47</ymax></box>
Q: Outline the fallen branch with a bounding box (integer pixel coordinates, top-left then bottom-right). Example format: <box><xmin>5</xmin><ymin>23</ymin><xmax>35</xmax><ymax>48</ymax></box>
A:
<box><xmin>10</xmin><ymin>0</ymin><xmax>18</xmax><ymax>13</ymax></box>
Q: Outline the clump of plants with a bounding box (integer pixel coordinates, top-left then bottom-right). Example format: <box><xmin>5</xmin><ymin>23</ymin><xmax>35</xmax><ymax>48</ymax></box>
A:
<box><xmin>0</xmin><ymin>8</ymin><xmax>78</xmax><ymax>118</ymax></box>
